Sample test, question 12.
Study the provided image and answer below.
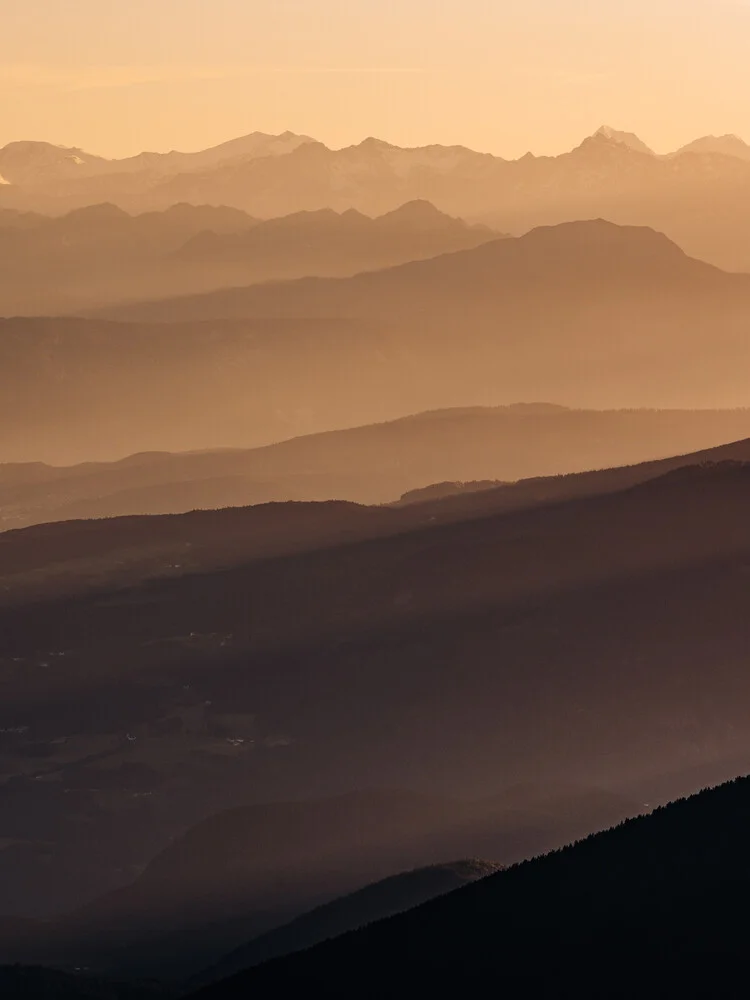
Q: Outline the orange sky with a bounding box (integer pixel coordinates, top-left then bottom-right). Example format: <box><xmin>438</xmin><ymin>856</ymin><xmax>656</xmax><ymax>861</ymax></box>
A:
<box><xmin>2</xmin><ymin>0</ymin><xmax>750</xmax><ymax>158</ymax></box>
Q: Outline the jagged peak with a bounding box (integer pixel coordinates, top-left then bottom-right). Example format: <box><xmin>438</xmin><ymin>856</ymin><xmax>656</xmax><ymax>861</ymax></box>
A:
<box><xmin>590</xmin><ymin>126</ymin><xmax>654</xmax><ymax>155</ymax></box>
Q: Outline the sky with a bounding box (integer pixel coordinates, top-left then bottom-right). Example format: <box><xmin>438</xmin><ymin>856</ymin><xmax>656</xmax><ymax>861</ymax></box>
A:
<box><xmin>2</xmin><ymin>0</ymin><xmax>750</xmax><ymax>159</ymax></box>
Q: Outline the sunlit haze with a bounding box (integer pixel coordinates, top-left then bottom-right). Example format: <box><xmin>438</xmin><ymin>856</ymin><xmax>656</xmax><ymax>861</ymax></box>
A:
<box><xmin>6</xmin><ymin>3</ymin><xmax>750</xmax><ymax>996</ymax></box>
<box><xmin>3</xmin><ymin>0</ymin><xmax>750</xmax><ymax>157</ymax></box>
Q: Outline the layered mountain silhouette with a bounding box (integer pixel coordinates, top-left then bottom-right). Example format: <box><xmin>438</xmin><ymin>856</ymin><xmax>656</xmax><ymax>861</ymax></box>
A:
<box><xmin>5</xmin><ymin>220</ymin><xmax>750</xmax><ymax>464</ymax></box>
<box><xmin>6</xmin><ymin>404</ymin><xmax>750</xmax><ymax>530</ymax></box>
<box><xmin>0</xmin><ymin>200</ymin><xmax>495</xmax><ymax>316</ymax></box>
<box><xmin>191</xmin><ymin>776</ymin><xmax>750</xmax><ymax>998</ymax></box>
<box><xmin>6</xmin><ymin>124</ymin><xmax>750</xmax><ymax>998</ymax></box>
<box><xmin>9</xmin><ymin>775</ymin><xmax>750</xmax><ymax>995</ymax></box>
<box><xmin>6</xmin><ymin>126</ymin><xmax>750</xmax><ymax>269</ymax></box>
<box><xmin>0</xmin><ymin>132</ymin><xmax>313</xmax><ymax>188</ymax></box>
<box><xmin>3</xmin><ymin>439</ymin><xmax>750</xmax><ymax>926</ymax></box>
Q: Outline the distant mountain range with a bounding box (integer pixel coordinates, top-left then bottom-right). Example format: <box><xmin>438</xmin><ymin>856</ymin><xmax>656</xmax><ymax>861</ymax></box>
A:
<box><xmin>0</xmin><ymin>131</ymin><xmax>313</xmax><ymax>187</ymax></box>
<box><xmin>5</xmin><ymin>126</ymin><xmax>750</xmax><ymax>269</ymax></box>
<box><xmin>0</xmin><ymin>199</ymin><xmax>498</xmax><ymax>316</ymax></box>
<box><xmin>5</xmin><ymin>219</ymin><xmax>750</xmax><ymax>464</ymax></box>
<box><xmin>6</xmin><ymin>404</ymin><xmax>750</xmax><ymax>530</ymax></box>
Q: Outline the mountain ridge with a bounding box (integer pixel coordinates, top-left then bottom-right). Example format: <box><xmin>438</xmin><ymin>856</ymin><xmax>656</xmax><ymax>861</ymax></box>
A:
<box><xmin>5</xmin><ymin>404</ymin><xmax>750</xmax><ymax>530</ymax></box>
<box><xmin>190</xmin><ymin>776</ymin><xmax>750</xmax><ymax>998</ymax></box>
<box><xmin>8</xmin><ymin>124</ymin><xmax>750</xmax><ymax>269</ymax></box>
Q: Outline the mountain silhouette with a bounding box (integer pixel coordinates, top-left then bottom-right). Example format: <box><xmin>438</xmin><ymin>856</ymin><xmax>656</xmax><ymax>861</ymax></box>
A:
<box><xmin>196</xmin><ymin>859</ymin><xmax>502</xmax><ymax>985</ymax></box>
<box><xmin>6</xmin><ymin>220</ymin><xmax>750</xmax><ymax>463</ymax></box>
<box><xmin>5</xmin><ymin>404</ymin><xmax>750</xmax><ymax>530</ymax></box>
<box><xmin>0</xmin><ymin>200</ymin><xmax>496</xmax><ymax>316</ymax></box>
<box><xmin>7</xmin><ymin>127</ymin><xmax>750</xmax><ymax>269</ymax></box>
<box><xmin>0</xmin><ymin>132</ymin><xmax>313</xmax><ymax>188</ymax></box>
<box><xmin>592</xmin><ymin>125</ymin><xmax>654</xmax><ymax>155</ymax></box>
<box><xmin>4</xmin><ymin>444</ymin><xmax>750</xmax><ymax>923</ymax></box>
<box><xmin>190</xmin><ymin>776</ymin><xmax>750</xmax><ymax>998</ymax></box>
<box><xmin>0</xmin><ymin>141</ymin><xmax>109</xmax><ymax>186</ymax></box>
<box><xmin>104</xmin><ymin>219</ymin><xmax>719</xmax><ymax>324</ymax></box>
<box><xmin>1</xmin><ymin>784</ymin><xmax>633</xmax><ymax>980</ymax></box>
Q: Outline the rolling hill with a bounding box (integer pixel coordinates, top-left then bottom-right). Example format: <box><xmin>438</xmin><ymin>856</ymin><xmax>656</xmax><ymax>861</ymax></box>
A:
<box><xmin>7</xmin><ymin>404</ymin><xmax>750</xmax><ymax>530</ymax></box>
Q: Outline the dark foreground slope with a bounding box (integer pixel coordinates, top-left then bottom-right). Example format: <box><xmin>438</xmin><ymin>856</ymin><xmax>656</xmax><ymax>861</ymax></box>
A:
<box><xmin>6</xmin><ymin>404</ymin><xmax>750</xmax><ymax>530</ymax></box>
<box><xmin>196</xmin><ymin>859</ymin><xmax>501</xmax><ymax>985</ymax></box>
<box><xmin>194</xmin><ymin>776</ymin><xmax>750</xmax><ymax>999</ymax></box>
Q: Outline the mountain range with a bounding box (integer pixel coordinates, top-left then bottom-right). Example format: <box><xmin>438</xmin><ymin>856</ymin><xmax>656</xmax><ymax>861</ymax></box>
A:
<box><xmin>0</xmin><ymin>131</ymin><xmax>313</xmax><ymax>188</ymax></box>
<box><xmin>5</xmin><ymin>126</ymin><xmax>750</xmax><ymax>269</ymax></box>
<box><xmin>7</xmin><ymin>115</ymin><xmax>750</xmax><ymax>999</ymax></box>
<box><xmin>0</xmin><ymin>199</ymin><xmax>497</xmax><ymax>316</ymax></box>
<box><xmin>6</xmin><ymin>220</ymin><xmax>750</xmax><ymax>464</ymax></box>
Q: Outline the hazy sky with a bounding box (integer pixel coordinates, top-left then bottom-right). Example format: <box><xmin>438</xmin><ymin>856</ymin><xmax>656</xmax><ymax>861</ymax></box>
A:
<box><xmin>2</xmin><ymin>0</ymin><xmax>750</xmax><ymax>158</ymax></box>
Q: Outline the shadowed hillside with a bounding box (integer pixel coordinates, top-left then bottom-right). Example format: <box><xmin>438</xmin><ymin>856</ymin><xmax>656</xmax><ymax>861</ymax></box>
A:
<box><xmin>196</xmin><ymin>859</ymin><xmax>502</xmax><ymax>985</ymax></box>
<box><xmin>36</xmin><ymin>786</ymin><xmax>629</xmax><ymax>980</ymax></box>
<box><xmin>4</xmin><ymin>434</ymin><xmax>750</xmax><ymax>605</ymax></box>
<box><xmin>3</xmin><ymin>449</ymin><xmax>750</xmax><ymax>926</ymax></box>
